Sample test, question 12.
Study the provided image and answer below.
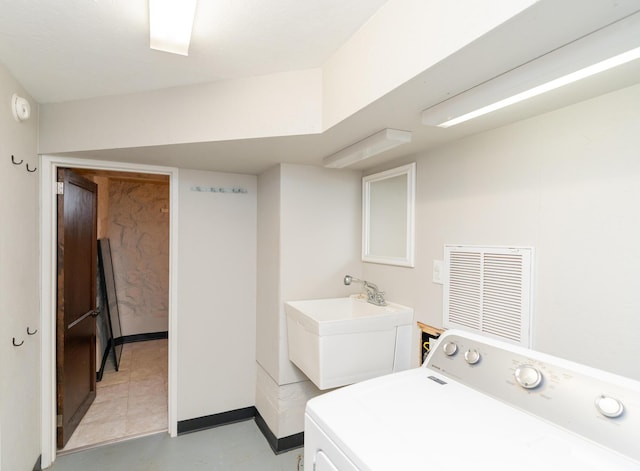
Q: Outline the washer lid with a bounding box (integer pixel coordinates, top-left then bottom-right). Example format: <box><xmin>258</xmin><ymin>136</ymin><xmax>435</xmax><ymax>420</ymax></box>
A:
<box><xmin>306</xmin><ymin>368</ymin><xmax>640</xmax><ymax>470</ymax></box>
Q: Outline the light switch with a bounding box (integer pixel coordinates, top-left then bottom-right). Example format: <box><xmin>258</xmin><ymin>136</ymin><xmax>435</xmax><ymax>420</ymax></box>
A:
<box><xmin>433</xmin><ymin>260</ymin><xmax>444</xmax><ymax>284</ymax></box>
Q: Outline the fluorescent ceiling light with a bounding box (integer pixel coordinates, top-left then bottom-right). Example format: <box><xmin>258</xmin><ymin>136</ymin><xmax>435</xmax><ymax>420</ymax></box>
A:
<box><xmin>422</xmin><ymin>12</ymin><xmax>640</xmax><ymax>129</ymax></box>
<box><xmin>149</xmin><ymin>0</ymin><xmax>198</xmax><ymax>56</ymax></box>
<box><xmin>425</xmin><ymin>47</ymin><xmax>640</xmax><ymax>128</ymax></box>
<box><xmin>323</xmin><ymin>129</ymin><xmax>412</xmax><ymax>169</ymax></box>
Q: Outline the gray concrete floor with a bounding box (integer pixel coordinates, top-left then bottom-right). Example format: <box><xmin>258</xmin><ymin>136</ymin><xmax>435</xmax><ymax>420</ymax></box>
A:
<box><xmin>49</xmin><ymin>420</ymin><xmax>303</xmax><ymax>471</ymax></box>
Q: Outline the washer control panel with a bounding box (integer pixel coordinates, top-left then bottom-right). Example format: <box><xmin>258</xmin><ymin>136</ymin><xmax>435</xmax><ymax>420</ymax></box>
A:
<box><xmin>424</xmin><ymin>330</ymin><xmax>640</xmax><ymax>463</ymax></box>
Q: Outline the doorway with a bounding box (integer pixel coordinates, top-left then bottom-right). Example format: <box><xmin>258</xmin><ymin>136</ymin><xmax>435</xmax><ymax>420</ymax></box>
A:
<box><xmin>39</xmin><ymin>156</ymin><xmax>179</xmax><ymax>469</ymax></box>
<box><xmin>60</xmin><ymin>168</ymin><xmax>170</xmax><ymax>451</ymax></box>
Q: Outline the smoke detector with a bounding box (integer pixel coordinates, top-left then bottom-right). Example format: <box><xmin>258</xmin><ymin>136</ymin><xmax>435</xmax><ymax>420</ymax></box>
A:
<box><xmin>11</xmin><ymin>93</ymin><xmax>31</xmax><ymax>121</ymax></box>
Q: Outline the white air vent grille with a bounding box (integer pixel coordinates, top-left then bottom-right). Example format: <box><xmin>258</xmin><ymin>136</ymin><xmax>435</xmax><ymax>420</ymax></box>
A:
<box><xmin>448</xmin><ymin>251</ymin><xmax>481</xmax><ymax>330</ymax></box>
<box><xmin>444</xmin><ymin>246</ymin><xmax>533</xmax><ymax>347</ymax></box>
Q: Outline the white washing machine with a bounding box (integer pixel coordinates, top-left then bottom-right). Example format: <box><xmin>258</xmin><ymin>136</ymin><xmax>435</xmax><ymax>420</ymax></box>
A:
<box><xmin>305</xmin><ymin>330</ymin><xmax>640</xmax><ymax>470</ymax></box>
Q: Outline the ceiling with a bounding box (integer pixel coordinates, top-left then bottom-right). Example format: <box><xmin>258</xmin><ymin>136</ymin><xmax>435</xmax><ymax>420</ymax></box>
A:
<box><xmin>0</xmin><ymin>0</ymin><xmax>387</xmax><ymax>104</ymax></box>
<box><xmin>1</xmin><ymin>1</ymin><xmax>640</xmax><ymax>174</ymax></box>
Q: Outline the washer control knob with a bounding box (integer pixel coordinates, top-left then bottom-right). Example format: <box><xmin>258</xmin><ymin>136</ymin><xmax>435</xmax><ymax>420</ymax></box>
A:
<box><xmin>514</xmin><ymin>365</ymin><xmax>542</xmax><ymax>389</ymax></box>
<box><xmin>464</xmin><ymin>349</ymin><xmax>481</xmax><ymax>365</ymax></box>
<box><xmin>595</xmin><ymin>395</ymin><xmax>624</xmax><ymax>418</ymax></box>
<box><xmin>443</xmin><ymin>342</ymin><xmax>458</xmax><ymax>356</ymax></box>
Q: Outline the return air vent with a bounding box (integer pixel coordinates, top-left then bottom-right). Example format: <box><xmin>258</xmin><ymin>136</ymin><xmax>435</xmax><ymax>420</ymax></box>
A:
<box><xmin>444</xmin><ymin>245</ymin><xmax>533</xmax><ymax>347</ymax></box>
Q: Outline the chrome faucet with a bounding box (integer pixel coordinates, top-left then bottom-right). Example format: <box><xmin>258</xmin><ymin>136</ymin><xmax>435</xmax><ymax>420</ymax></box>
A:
<box><xmin>344</xmin><ymin>275</ymin><xmax>387</xmax><ymax>306</ymax></box>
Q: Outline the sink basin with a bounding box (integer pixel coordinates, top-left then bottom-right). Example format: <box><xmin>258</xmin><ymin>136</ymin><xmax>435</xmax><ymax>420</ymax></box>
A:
<box><xmin>286</xmin><ymin>295</ymin><xmax>413</xmax><ymax>334</ymax></box>
<box><xmin>285</xmin><ymin>295</ymin><xmax>413</xmax><ymax>390</ymax></box>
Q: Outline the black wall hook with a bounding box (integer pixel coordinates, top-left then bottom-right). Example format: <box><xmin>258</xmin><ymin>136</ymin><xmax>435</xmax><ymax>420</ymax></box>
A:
<box><xmin>11</xmin><ymin>155</ymin><xmax>23</xmax><ymax>165</ymax></box>
<box><xmin>27</xmin><ymin>327</ymin><xmax>38</xmax><ymax>335</ymax></box>
<box><xmin>26</xmin><ymin>163</ymin><xmax>37</xmax><ymax>173</ymax></box>
<box><xmin>12</xmin><ymin>337</ymin><xmax>24</xmax><ymax>347</ymax></box>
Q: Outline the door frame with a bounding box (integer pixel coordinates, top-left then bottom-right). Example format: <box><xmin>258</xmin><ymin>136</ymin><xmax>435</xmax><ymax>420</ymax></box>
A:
<box><xmin>39</xmin><ymin>155</ymin><xmax>179</xmax><ymax>468</ymax></box>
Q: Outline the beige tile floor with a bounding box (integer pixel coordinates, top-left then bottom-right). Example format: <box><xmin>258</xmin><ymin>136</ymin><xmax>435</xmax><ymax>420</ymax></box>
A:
<box><xmin>60</xmin><ymin>339</ymin><xmax>168</xmax><ymax>452</ymax></box>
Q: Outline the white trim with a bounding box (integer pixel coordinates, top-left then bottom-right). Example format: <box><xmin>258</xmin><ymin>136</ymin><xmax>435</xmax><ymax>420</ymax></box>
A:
<box><xmin>362</xmin><ymin>162</ymin><xmax>416</xmax><ymax>267</ymax></box>
<box><xmin>39</xmin><ymin>155</ymin><xmax>179</xmax><ymax>468</ymax></box>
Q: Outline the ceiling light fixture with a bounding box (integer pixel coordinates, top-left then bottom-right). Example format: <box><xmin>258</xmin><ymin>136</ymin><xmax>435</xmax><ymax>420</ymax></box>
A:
<box><xmin>422</xmin><ymin>13</ymin><xmax>640</xmax><ymax>128</ymax></box>
<box><xmin>149</xmin><ymin>0</ymin><xmax>198</xmax><ymax>56</ymax></box>
<box><xmin>323</xmin><ymin>129</ymin><xmax>412</xmax><ymax>169</ymax></box>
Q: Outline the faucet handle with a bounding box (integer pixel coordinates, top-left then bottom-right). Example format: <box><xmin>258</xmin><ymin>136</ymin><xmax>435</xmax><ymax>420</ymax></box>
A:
<box><xmin>374</xmin><ymin>292</ymin><xmax>387</xmax><ymax>306</ymax></box>
<box><xmin>367</xmin><ymin>290</ymin><xmax>386</xmax><ymax>306</ymax></box>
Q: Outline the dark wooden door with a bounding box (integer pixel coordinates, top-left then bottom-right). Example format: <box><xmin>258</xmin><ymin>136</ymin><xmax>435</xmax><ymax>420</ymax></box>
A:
<box><xmin>56</xmin><ymin>168</ymin><xmax>98</xmax><ymax>449</ymax></box>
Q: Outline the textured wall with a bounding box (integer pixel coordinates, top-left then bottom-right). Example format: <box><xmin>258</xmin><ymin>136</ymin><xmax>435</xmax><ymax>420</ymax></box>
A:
<box><xmin>108</xmin><ymin>180</ymin><xmax>170</xmax><ymax>335</ymax></box>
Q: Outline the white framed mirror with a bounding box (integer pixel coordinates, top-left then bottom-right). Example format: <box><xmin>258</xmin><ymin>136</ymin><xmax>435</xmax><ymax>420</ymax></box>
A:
<box><xmin>362</xmin><ymin>162</ymin><xmax>415</xmax><ymax>267</ymax></box>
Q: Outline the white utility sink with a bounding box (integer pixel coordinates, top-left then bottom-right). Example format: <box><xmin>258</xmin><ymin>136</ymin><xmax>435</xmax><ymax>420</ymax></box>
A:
<box><xmin>285</xmin><ymin>294</ymin><xmax>413</xmax><ymax>390</ymax></box>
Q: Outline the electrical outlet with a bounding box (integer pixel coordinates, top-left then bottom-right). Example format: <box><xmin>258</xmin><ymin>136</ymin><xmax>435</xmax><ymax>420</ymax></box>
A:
<box><xmin>433</xmin><ymin>260</ymin><xmax>444</xmax><ymax>284</ymax></box>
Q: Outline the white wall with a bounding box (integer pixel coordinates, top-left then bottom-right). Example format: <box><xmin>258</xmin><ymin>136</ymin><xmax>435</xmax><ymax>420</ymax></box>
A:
<box><xmin>256</xmin><ymin>164</ymin><xmax>362</xmax><ymax>386</ymax></box>
<box><xmin>256</xmin><ymin>163</ymin><xmax>362</xmax><ymax>385</ymax></box>
<box><xmin>255</xmin><ymin>164</ymin><xmax>362</xmax><ymax>437</ymax></box>
<box><xmin>322</xmin><ymin>0</ymin><xmax>536</xmax><ymax>128</ymax></box>
<box><xmin>279</xmin><ymin>164</ymin><xmax>363</xmax><ymax>383</ymax></box>
<box><xmin>363</xmin><ymin>84</ymin><xmax>640</xmax><ymax>381</ymax></box>
<box><xmin>39</xmin><ymin>68</ymin><xmax>322</xmax><ymax>154</ymax></box>
<box><xmin>177</xmin><ymin>170</ymin><xmax>257</xmax><ymax>420</ymax></box>
<box><xmin>256</xmin><ymin>166</ymin><xmax>281</xmax><ymax>383</ymax></box>
<box><xmin>0</xmin><ymin>64</ymin><xmax>41</xmax><ymax>471</ymax></box>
